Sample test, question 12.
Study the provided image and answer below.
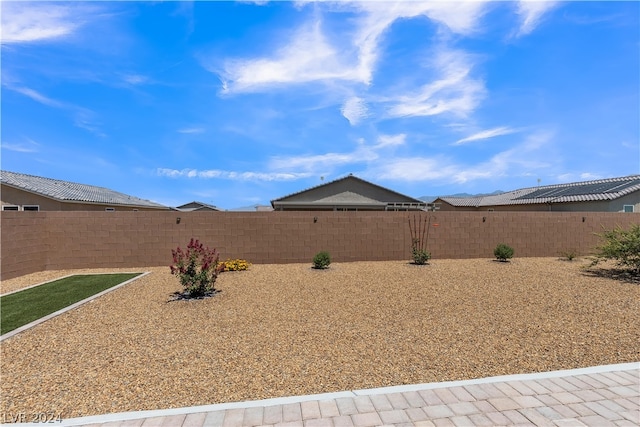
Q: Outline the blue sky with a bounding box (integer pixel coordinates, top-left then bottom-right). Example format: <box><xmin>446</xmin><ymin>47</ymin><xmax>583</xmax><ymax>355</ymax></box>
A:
<box><xmin>2</xmin><ymin>1</ymin><xmax>639</xmax><ymax>209</ymax></box>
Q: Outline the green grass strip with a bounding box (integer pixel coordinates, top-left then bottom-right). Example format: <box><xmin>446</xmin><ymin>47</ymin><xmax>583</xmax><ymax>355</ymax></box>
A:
<box><xmin>1</xmin><ymin>273</ymin><xmax>141</xmax><ymax>335</ymax></box>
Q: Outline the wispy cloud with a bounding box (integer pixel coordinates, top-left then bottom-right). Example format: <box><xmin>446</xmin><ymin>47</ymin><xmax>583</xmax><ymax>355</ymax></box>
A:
<box><xmin>385</xmin><ymin>48</ymin><xmax>486</xmax><ymax>118</ymax></box>
<box><xmin>157</xmin><ymin>168</ymin><xmax>311</xmax><ymax>181</ymax></box>
<box><xmin>269</xmin><ymin>133</ymin><xmax>406</xmax><ymax>174</ymax></box>
<box><xmin>1</xmin><ymin>2</ymin><xmax>95</xmax><ymax>44</ymax></box>
<box><xmin>177</xmin><ymin>127</ymin><xmax>205</xmax><ymax>134</ymax></box>
<box><xmin>515</xmin><ymin>1</ymin><xmax>558</xmax><ymax>37</ymax></box>
<box><xmin>1</xmin><ymin>137</ymin><xmax>40</xmax><ymax>153</ymax></box>
<box><xmin>10</xmin><ymin>86</ymin><xmax>65</xmax><ymax>108</ymax></box>
<box><xmin>454</xmin><ymin>126</ymin><xmax>518</xmax><ymax>145</ymax></box>
<box><xmin>269</xmin><ymin>147</ymin><xmax>378</xmax><ymax>172</ymax></box>
<box><xmin>341</xmin><ymin>97</ymin><xmax>369</xmax><ymax>126</ymax></box>
<box><xmin>217</xmin><ymin>20</ymin><xmax>361</xmax><ymax>93</ymax></box>
<box><xmin>375</xmin><ymin>134</ymin><xmax>406</xmax><ymax>148</ymax></box>
<box><xmin>374</xmin><ymin>156</ymin><xmax>459</xmax><ymax>181</ymax></box>
<box><xmin>121</xmin><ymin>74</ymin><xmax>150</xmax><ymax>85</ymax></box>
<box><xmin>579</xmin><ymin>172</ymin><xmax>602</xmax><ymax>180</ymax></box>
<box><xmin>345</xmin><ymin>1</ymin><xmax>488</xmax><ymax>88</ymax></box>
<box><xmin>213</xmin><ymin>1</ymin><xmax>491</xmax><ymax>94</ymax></box>
<box><xmin>74</xmin><ymin>110</ymin><xmax>106</xmax><ymax>138</ymax></box>
<box><xmin>351</xmin><ymin>1</ymin><xmax>488</xmax><ymax>36</ymax></box>
<box><xmin>374</xmin><ymin>130</ymin><xmax>556</xmax><ymax>184</ymax></box>
<box><xmin>452</xmin><ymin>130</ymin><xmax>555</xmax><ymax>183</ymax></box>
<box><xmin>556</xmin><ymin>172</ymin><xmax>603</xmax><ymax>183</ymax></box>
<box><xmin>5</xmin><ymin>84</ymin><xmax>106</xmax><ymax>137</ymax></box>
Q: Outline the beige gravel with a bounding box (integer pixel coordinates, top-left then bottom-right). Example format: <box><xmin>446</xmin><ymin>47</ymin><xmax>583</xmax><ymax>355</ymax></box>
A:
<box><xmin>1</xmin><ymin>258</ymin><xmax>638</xmax><ymax>419</ymax></box>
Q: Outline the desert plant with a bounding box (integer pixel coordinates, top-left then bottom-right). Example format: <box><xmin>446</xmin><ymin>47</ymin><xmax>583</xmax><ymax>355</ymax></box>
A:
<box><xmin>409</xmin><ymin>214</ymin><xmax>432</xmax><ymax>265</ymax></box>
<box><xmin>494</xmin><ymin>243</ymin><xmax>514</xmax><ymax>262</ymax></box>
<box><xmin>590</xmin><ymin>224</ymin><xmax>640</xmax><ymax>274</ymax></box>
<box><xmin>219</xmin><ymin>259</ymin><xmax>252</xmax><ymax>272</ymax></box>
<box><xmin>312</xmin><ymin>251</ymin><xmax>331</xmax><ymax>269</ymax></box>
<box><xmin>560</xmin><ymin>249</ymin><xmax>578</xmax><ymax>261</ymax></box>
<box><xmin>170</xmin><ymin>238</ymin><xmax>220</xmax><ymax>297</ymax></box>
<box><xmin>412</xmin><ymin>246</ymin><xmax>431</xmax><ymax>265</ymax></box>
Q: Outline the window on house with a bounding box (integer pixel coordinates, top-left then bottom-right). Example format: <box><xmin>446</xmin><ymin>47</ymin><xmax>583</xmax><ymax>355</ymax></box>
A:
<box><xmin>623</xmin><ymin>205</ymin><xmax>634</xmax><ymax>213</ymax></box>
<box><xmin>2</xmin><ymin>205</ymin><xmax>19</xmax><ymax>211</ymax></box>
<box><xmin>22</xmin><ymin>205</ymin><xmax>40</xmax><ymax>211</ymax></box>
<box><xmin>105</xmin><ymin>207</ymin><xmax>116</xmax><ymax>212</ymax></box>
<box><xmin>488</xmin><ymin>208</ymin><xmax>495</xmax><ymax>212</ymax></box>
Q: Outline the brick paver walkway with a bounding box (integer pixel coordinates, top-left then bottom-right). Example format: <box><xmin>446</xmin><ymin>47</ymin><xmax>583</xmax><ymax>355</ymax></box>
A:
<box><xmin>10</xmin><ymin>363</ymin><xmax>639</xmax><ymax>427</ymax></box>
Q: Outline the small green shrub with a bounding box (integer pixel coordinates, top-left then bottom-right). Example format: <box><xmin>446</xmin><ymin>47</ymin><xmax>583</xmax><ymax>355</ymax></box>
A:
<box><xmin>560</xmin><ymin>249</ymin><xmax>578</xmax><ymax>261</ymax></box>
<box><xmin>312</xmin><ymin>251</ymin><xmax>331</xmax><ymax>269</ymax></box>
<box><xmin>494</xmin><ymin>243</ymin><xmax>514</xmax><ymax>262</ymax></box>
<box><xmin>412</xmin><ymin>247</ymin><xmax>431</xmax><ymax>265</ymax></box>
<box><xmin>170</xmin><ymin>238</ymin><xmax>220</xmax><ymax>297</ymax></box>
<box><xmin>590</xmin><ymin>224</ymin><xmax>640</xmax><ymax>274</ymax></box>
<box><xmin>409</xmin><ymin>215</ymin><xmax>433</xmax><ymax>265</ymax></box>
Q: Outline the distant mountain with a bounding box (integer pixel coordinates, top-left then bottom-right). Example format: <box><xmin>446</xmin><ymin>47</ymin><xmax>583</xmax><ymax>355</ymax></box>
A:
<box><xmin>419</xmin><ymin>190</ymin><xmax>504</xmax><ymax>203</ymax></box>
<box><xmin>227</xmin><ymin>204</ymin><xmax>273</xmax><ymax>212</ymax></box>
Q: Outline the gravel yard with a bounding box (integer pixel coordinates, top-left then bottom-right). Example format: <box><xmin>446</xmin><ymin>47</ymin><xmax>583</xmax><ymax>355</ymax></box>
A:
<box><xmin>1</xmin><ymin>258</ymin><xmax>638</xmax><ymax>419</ymax></box>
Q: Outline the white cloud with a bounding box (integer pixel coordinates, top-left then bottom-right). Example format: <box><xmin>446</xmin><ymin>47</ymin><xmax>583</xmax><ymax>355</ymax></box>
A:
<box><xmin>374</xmin><ymin>130</ymin><xmax>556</xmax><ymax>184</ymax></box>
<box><xmin>345</xmin><ymin>1</ymin><xmax>487</xmax><ymax>87</ymax></box>
<box><xmin>73</xmin><ymin>109</ymin><xmax>106</xmax><ymax>138</ymax></box>
<box><xmin>1</xmin><ymin>137</ymin><xmax>40</xmax><ymax>153</ymax></box>
<box><xmin>10</xmin><ymin>86</ymin><xmax>65</xmax><ymax>108</ymax></box>
<box><xmin>122</xmin><ymin>74</ymin><xmax>149</xmax><ymax>85</ymax></box>
<box><xmin>341</xmin><ymin>97</ymin><xmax>369</xmax><ymax>126</ymax></box>
<box><xmin>6</xmin><ymin>85</ymin><xmax>106</xmax><ymax>137</ymax></box>
<box><xmin>157</xmin><ymin>168</ymin><xmax>311</xmax><ymax>181</ymax></box>
<box><xmin>353</xmin><ymin>1</ymin><xmax>488</xmax><ymax>36</ymax></box>
<box><xmin>515</xmin><ymin>1</ymin><xmax>558</xmax><ymax>37</ymax></box>
<box><xmin>213</xmin><ymin>1</ymin><xmax>491</xmax><ymax>94</ymax></box>
<box><xmin>238</xmin><ymin>0</ymin><xmax>270</xmax><ymax>5</ymax></box>
<box><xmin>386</xmin><ymin>48</ymin><xmax>486</xmax><ymax>118</ymax></box>
<box><xmin>1</xmin><ymin>2</ymin><xmax>93</xmax><ymax>44</ymax></box>
<box><xmin>375</xmin><ymin>134</ymin><xmax>406</xmax><ymax>148</ymax></box>
<box><xmin>452</xmin><ymin>131</ymin><xmax>555</xmax><ymax>183</ymax></box>
<box><xmin>556</xmin><ymin>172</ymin><xmax>603</xmax><ymax>183</ymax></box>
<box><xmin>269</xmin><ymin>147</ymin><xmax>378</xmax><ymax>172</ymax></box>
<box><xmin>375</xmin><ymin>157</ymin><xmax>459</xmax><ymax>181</ymax></box>
<box><xmin>269</xmin><ymin>133</ymin><xmax>405</xmax><ymax>174</ymax></box>
<box><xmin>579</xmin><ymin>172</ymin><xmax>602</xmax><ymax>180</ymax></box>
<box><xmin>454</xmin><ymin>126</ymin><xmax>518</xmax><ymax>145</ymax></box>
<box><xmin>217</xmin><ymin>20</ymin><xmax>363</xmax><ymax>93</ymax></box>
<box><xmin>177</xmin><ymin>127</ymin><xmax>205</xmax><ymax>134</ymax></box>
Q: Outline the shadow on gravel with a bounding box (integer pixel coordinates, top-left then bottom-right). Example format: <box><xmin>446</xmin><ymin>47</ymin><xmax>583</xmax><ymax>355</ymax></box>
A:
<box><xmin>168</xmin><ymin>290</ymin><xmax>222</xmax><ymax>302</ymax></box>
<box><xmin>582</xmin><ymin>267</ymin><xmax>639</xmax><ymax>285</ymax></box>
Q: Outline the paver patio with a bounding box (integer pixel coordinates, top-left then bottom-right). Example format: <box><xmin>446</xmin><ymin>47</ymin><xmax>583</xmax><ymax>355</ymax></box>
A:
<box><xmin>14</xmin><ymin>362</ymin><xmax>637</xmax><ymax>427</ymax></box>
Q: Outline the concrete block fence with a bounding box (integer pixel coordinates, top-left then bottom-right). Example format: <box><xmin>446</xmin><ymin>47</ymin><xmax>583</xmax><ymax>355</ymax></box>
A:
<box><xmin>1</xmin><ymin>211</ymin><xmax>638</xmax><ymax>281</ymax></box>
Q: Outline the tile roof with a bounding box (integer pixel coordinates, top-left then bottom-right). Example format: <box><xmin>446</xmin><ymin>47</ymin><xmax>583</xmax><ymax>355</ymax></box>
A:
<box><xmin>175</xmin><ymin>201</ymin><xmax>219</xmax><ymax>211</ymax></box>
<box><xmin>438</xmin><ymin>175</ymin><xmax>640</xmax><ymax>207</ymax></box>
<box><xmin>271</xmin><ymin>174</ymin><xmax>426</xmax><ymax>205</ymax></box>
<box><xmin>1</xmin><ymin>170</ymin><xmax>168</xmax><ymax>209</ymax></box>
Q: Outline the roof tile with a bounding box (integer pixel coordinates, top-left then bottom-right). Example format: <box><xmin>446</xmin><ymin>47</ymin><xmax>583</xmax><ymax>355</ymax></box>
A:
<box><xmin>1</xmin><ymin>170</ymin><xmax>168</xmax><ymax>209</ymax></box>
<box><xmin>439</xmin><ymin>175</ymin><xmax>640</xmax><ymax>207</ymax></box>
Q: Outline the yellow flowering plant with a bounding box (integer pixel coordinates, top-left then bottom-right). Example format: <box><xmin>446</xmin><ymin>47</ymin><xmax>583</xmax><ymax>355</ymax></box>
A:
<box><xmin>218</xmin><ymin>259</ymin><xmax>251</xmax><ymax>272</ymax></box>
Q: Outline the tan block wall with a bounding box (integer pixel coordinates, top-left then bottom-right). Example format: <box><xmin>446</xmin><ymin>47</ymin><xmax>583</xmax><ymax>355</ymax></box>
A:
<box><xmin>1</xmin><ymin>211</ymin><xmax>638</xmax><ymax>281</ymax></box>
<box><xmin>0</xmin><ymin>213</ymin><xmax>50</xmax><ymax>280</ymax></box>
